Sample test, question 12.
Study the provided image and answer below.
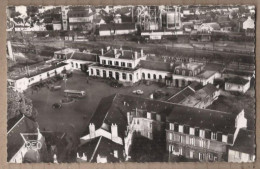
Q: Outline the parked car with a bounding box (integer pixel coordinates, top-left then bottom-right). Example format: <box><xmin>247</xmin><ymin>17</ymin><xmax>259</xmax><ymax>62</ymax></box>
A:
<box><xmin>110</xmin><ymin>81</ymin><xmax>122</xmax><ymax>88</ymax></box>
<box><xmin>52</xmin><ymin>103</ymin><xmax>62</xmax><ymax>109</ymax></box>
<box><xmin>133</xmin><ymin>90</ymin><xmax>144</xmax><ymax>95</ymax></box>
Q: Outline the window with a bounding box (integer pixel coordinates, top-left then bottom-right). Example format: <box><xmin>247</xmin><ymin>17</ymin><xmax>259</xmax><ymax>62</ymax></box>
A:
<box><xmin>102</xmin><ymin>60</ymin><xmax>106</xmax><ymax>65</ymax></box>
<box><xmin>153</xmin><ymin>74</ymin><xmax>156</xmax><ymax>79</ymax></box>
<box><xmin>199</xmin><ymin>153</ymin><xmax>204</xmax><ymax>161</ymax></box>
<box><xmin>122</xmin><ymin>73</ymin><xmax>126</xmax><ymax>80</ymax></box>
<box><xmin>189</xmin><ymin>137</ymin><xmax>195</xmax><ymax>146</ymax></box>
<box><xmin>71</xmin><ymin>62</ymin><xmax>74</xmax><ymax>67</ymax></box>
<box><xmin>159</xmin><ymin>75</ymin><xmax>162</xmax><ymax>79</ymax></box>
<box><xmin>169</xmin><ymin>123</ymin><xmax>174</xmax><ymax>130</ymax></box>
<box><xmin>169</xmin><ymin>133</ymin><xmax>173</xmax><ymax>140</ymax></box>
<box><xmin>222</xmin><ymin>135</ymin><xmax>228</xmax><ymax>143</ymax></box>
<box><xmin>214</xmin><ymin>156</ymin><xmax>218</xmax><ymax>161</ymax></box>
<box><xmin>129</xmin><ymin>74</ymin><xmax>132</xmax><ymax>81</ymax></box>
<box><xmin>156</xmin><ymin>114</ymin><xmax>161</xmax><ymax>121</ymax></box>
<box><xmin>148</xmin><ymin>73</ymin><xmax>151</xmax><ymax>79</ymax></box>
<box><xmin>96</xmin><ymin>69</ymin><xmax>100</xmax><ymax>76</ymax></box>
<box><xmin>179</xmin><ymin>125</ymin><xmax>184</xmax><ymax>133</ymax></box>
<box><xmin>199</xmin><ymin>139</ymin><xmax>206</xmax><ymax>148</ymax></box>
<box><xmin>115</xmin><ymin>61</ymin><xmax>119</xmax><ymax>66</ymax></box>
<box><xmin>189</xmin><ymin>71</ymin><xmax>193</xmax><ymax>76</ymax></box>
<box><xmin>176</xmin><ymin>69</ymin><xmax>179</xmax><ymax>74</ymax></box>
<box><xmin>91</xmin><ymin>69</ymin><xmax>93</xmax><ymax>75</ymax></box>
<box><xmin>211</xmin><ymin>132</ymin><xmax>217</xmax><ymax>140</ymax></box>
<box><xmin>208</xmin><ymin>153</ymin><xmax>213</xmax><ymax>160</ymax></box>
<box><xmin>235</xmin><ymin>151</ymin><xmax>241</xmax><ymax>159</ymax></box>
<box><xmin>190</xmin><ymin>128</ymin><xmax>195</xmax><ymax>135</ymax></box>
<box><xmin>127</xmin><ymin>63</ymin><xmax>132</xmax><ymax>68</ymax></box>
<box><xmin>149</xmin><ymin>122</ymin><xmax>152</xmax><ymax>129</ymax></box>
<box><xmin>142</xmin><ymin>73</ymin><xmax>145</xmax><ymax>79</ymax></box>
<box><xmin>109</xmin><ymin>71</ymin><xmax>113</xmax><ymax>78</ymax></box>
<box><xmin>182</xmin><ymin>70</ymin><xmax>186</xmax><ymax>76</ymax></box>
<box><xmin>179</xmin><ymin>147</ymin><xmax>183</xmax><ymax>155</ymax></box>
<box><xmin>190</xmin><ymin>150</ymin><xmax>194</xmax><ymax>159</ymax></box>
<box><xmin>199</xmin><ymin>130</ymin><xmax>205</xmax><ymax>138</ymax></box>
<box><xmin>121</xmin><ymin>62</ymin><xmax>125</xmax><ymax>67</ymax></box>
<box><xmin>103</xmin><ymin>70</ymin><xmax>106</xmax><ymax>78</ymax></box>
<box><xmin>108</xmin><ymin>60</ymin><xmax>113</xmax><ymax>65</ymax></box>
<box><xmin>147</xmin><ymin>112</ymin><xmax>151</xmax><ymax>119</ymax></box>
<box><xmin>76</xmin><ymin>63</ymin><xmax>78</xmax><ymax>68</ymax></box>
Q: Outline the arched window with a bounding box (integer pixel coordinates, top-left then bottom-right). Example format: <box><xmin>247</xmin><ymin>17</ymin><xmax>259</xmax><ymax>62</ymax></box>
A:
<box><xmin>153</xmin><ymin>74</ymin><xmax>156</xmax><ymax>79</ymax></box>
<box><xmin>142</xmin><ymin>73</ymin><xmax>145</xmax><ymax>79</ymax></box>
<box><xmin>148</xmin><ymin>73</ymin><xmax>151</xmax><ymax>79</ymax></box>
<box><xmin>71</xmin><ymin>62</ymin><xmax>74</xmax><ymax>67</ymax></box>
<box><xmin>129</xmin><ymin>74</ymin><xmax>132</xmax><ymax>81</ymax></box>
<box><xmin>159</xmin><ymin>75</ymin><xmax>162</xmax><ymax>79</ymax></box>
<box><xmin>76</xmin><ymin>63</ymin><xmax>78</xmax><ymax>68</ymax></box>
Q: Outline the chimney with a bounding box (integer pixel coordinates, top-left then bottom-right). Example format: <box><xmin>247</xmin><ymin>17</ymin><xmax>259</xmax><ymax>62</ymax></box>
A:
<box><xmin>134</xmin><ymin>51</ymin><xmax>138</xmax><ymax>60</ymax></box>
<box><xmin>141</xmin><ymin>49</ymin><xmax>143</xmax><ymax>57</ymax></box>
<box><xmin>81</xmin><ymin>153</ymin><xmax>87</xmax><ymax>161</ymax></box>
<box><xmin>114</xmin><ymin>150</ymin><xmax>118</xmax><ymax>158</ymax></box>
<box><xmin>114</xmin><ymin>49</ymin><xmax>117</xmax><ymax>55</ymax></box>
<box><xmin>121</xmin><ymin>49</ymin><xmax>124</xmax><ymax>56</ymax></box>
<box><xmin>127</xmin><ymin>112</ymin><xmax>131</xmax><ymax>124</ymax></box>
<box><xmin>101</xmin><ymin>48</ymin><xmax>104</xmax><ymax>55</ymax></box>
<box><xmin>89</xmin><ymin>123</ymin><xmax>96</xmax><ymax>138</ymax></box>
<box><xmin>107</xmin><ymin>46</ymin><xmax>110</xmax><ymax>51</ymax></box>
<box><xmin>111</xmin><ymin>123</ymin><xmax>118</xmax><ymax>140</ymax></box>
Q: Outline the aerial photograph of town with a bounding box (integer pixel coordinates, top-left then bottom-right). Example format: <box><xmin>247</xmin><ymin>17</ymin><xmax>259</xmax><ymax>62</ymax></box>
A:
<box><xmin>6</xmin><ymin>5</ymin><xmax>255</xmax><ymax>163</ymax></box>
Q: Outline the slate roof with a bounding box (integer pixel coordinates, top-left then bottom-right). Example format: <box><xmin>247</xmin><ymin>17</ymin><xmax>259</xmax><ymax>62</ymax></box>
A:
<box><xmin>7</xmin><ymin>115</ymin><xmax>38</xmax><ymax>161</ymax></box>
<box><xmin>230</xmin><ymin>129</ymin><xmax>255</xmax><ymax>155</ymax></box>
<box><xmin>139</xmin><ymin>60</ymin><xmax>176</xmax><ymax>73</ymax></box>
<box><xmin>226</xmin><ymin>76</ymin><xmax>249</xmax><ymax>85</ymax></box>
<box><xmin>70</xmin><ymin>52</ymin><xmax>98</xmax><ymax>62</ymax></box>
<box><xmin>83</xmin><ymin>94</ymin><xmax>238</xmax><ymax>139</ymax></box>
<box><xmin>78</xmin><ymin>136</ymin><xmax>124</xmax><ymax>163</ymax></box>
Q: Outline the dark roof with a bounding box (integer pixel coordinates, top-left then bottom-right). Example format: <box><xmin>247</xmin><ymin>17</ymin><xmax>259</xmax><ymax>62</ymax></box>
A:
<box><xmin>78</xmin><ymin>136</ymin><xmax>124</xmax><ymax>163</ymax></box>
<box><xmin>167</xmin><ymin>87</ymin><xmax>195</xmax><ymax>103</ymax></box>
<box><xmin>189</xmin><ymin>81</ymin><xmax>203</xmax><ymax>91</ymax></box>
<box><xmin>7</xmin><ymin>115</ymin><xmax>38</xmax><ymax>161</ymax></box>
<box><xmin>70</xmin><ymin>52</ymin><xmax>98</xmax><ymax>62</ymax></box>
<box><xmin>99</xmin><ymin>23</ymin><xmax>136</xmax><ymax>31</ymax></box>
<box><xmin>198</xmin><ymin>83</ymin><xmax>218</xmax><ymax>96</ymax></box>
<box><xmin>223</xmin><ymin>69</ymin><xmax>254</xmax><ymax>77</ymax></box>
<box><xmin>103</xmin><ymin>49</ymin><xmax>142</xmax><ymax>60</ymax></box>
<box><xmin>226</xmin><ymin>76</ymin><xmax>249</xmax><ymax>85</ymax></box>
<box><xmin>139</xmin><ymin>60</ymin><xmax>175</xmax><ymax>72</ymax></box>
<box><xmin>83</xmin><ymin>94</ymin><xmax>238</xmax><ymax>138</ymax></box>
<box><xmin>230</xmin><ymin>129</ymin><xmax>255</xmax><ymax>155</ymax></box>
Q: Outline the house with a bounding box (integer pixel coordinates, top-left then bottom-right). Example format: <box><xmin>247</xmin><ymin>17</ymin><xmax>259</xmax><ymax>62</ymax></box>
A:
<box><xmin>243</xmin><ymin>16</ymin><xmax>255</xmax><ymax>30</ymax></box>
<box><xmin>228</xmin><ymin>129</ymin><xmax>255</xmax><ymax>162</ymax></box>
<box><xmin>198</xmin><ymin>22</ymin><xmax>221</xmax><ymax>33</ymax></box>
<box><xmin>225</xmin><ymin>76</ymin><xmax>250</xmax><ymax>93</ymax></box>
<box><xmin>67</xmin><ymin>6</ymin><xmax>96</xmax><ymax>31</ymax></box>
<box><xmin>79</xmin><ymin>93</ymin><xmax>249</xmax><ymax>162</ymax></box>
<box><xmin>7</xmin><ymin>114</ymin><xmax>48</xmax><ymax>163</ymax></box>
<box><xmin>99</xmin><ymin>23</ymin><xmax>136</xmax><ymax>36</ymax></box>
<box><xmin>167</xmin><ymin>83</ymin><xmax>220</xmax><ymax>109</ymax></box>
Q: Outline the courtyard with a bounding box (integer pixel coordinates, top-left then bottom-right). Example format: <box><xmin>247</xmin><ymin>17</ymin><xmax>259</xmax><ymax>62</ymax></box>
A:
<box><xmin>25</xmin><ymin>70</ymin><xmax>180</xmax><ymax>140</ymax></box>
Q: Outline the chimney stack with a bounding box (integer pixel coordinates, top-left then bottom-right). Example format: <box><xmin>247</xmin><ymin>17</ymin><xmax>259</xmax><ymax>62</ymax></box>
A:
<box><xmin>111</xmin><ymin>123</ymin><xmax>118</xmax><ymax>140</ymax></box>
<box><xmin>134</xmin><ymin>51</ymin><xmax>138</xmax><ymax>60</ymax></box>
<box><xmin>127</xmin><ymin>112</ymin><xmax>131</xmax><ymax>124</ymax></box>
<box><xmin>101</xmin><ymin>48</ymin><xmax>104</xmax><ymax>55</ymax></box>
<box><xmin>141</xmin><ymin>49</ymin><xmax>143</xmax><ymax>57</ymax></box>
<box><xmin>89</xmin><ymin>123</ymin><xmax>96</xmax><ymax>138</ymax></box>
<box><xmin>114</xmin><ymin>49</ymin><xmax>117</xmax><ymax>55</ymax></box>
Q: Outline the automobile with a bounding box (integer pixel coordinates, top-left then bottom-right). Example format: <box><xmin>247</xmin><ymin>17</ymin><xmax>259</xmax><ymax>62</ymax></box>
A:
<box><xmin>52</xmin><ymin>103</ymin><xmax>62</xmax><ymax>109</ymax></box>
<box><xmin>110</xmin><ymin>81</ymin><xmax>122</xmax><ymax>88</ymax></box>
<box><xmin>133</xmin><ymin>90</ymin><xmax>144</xmax><ymax>95</ymax></box>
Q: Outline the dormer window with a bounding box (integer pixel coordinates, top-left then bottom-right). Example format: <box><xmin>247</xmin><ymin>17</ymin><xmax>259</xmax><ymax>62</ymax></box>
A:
<box><xmin>190</xmin><ymin>127</ymin><xmax>195</xmax><ymax>135</ymax></box>
<box><xmin>169</xmin><ymin>123</ymin><xmax>174</xmax><ymax>130</ymax></box>
<box><xmin>115</xmin><ymin>61</ymin><xmax>119</xmax><ymax>66</ymax></box>
<box><xmin>147</xmin><ymin>112</ymin><xmax>151</xmax><ymax>119</ymax></box>
<box><xmin>179</xmin><ymin>125</ymin><xmax>184</xmax><ymax>133</ymax></box>
<box><xmin>199</xmin><ymin>130</ymin><xmax>205</xmax><ymax>138</ymax></box>
<box><xmin>222</xmin><ymin>135</ymin><xmax>228</xmax><ymax>143</ymax></box>
<box><xmin>211</xmin><ymin>132</ymin><xmax>217</xmax><ymax>140</ymax></box>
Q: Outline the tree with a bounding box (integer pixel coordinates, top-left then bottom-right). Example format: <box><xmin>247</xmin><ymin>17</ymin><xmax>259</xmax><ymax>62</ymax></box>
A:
<box><xmin>27</xmin><ymin>6</ymin><xmax>39</xmax><ymax>17</ymax></box>
<box><xmin>10</xmin><ymin>11</ymin><xmax>21</xmax><ymax>18</ymax></box>
<box><xmin>7</xmin><ymin>88</ymin><xmax>38</xmax><ymax>121</ymax></box>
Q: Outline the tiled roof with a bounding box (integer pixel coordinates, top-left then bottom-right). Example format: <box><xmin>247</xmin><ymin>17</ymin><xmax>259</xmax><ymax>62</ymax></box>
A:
<box><xmin>140</xmin><ymin>60</ymin><xmax>175</xmax><ymax>72</ymax></box>
<box><xmin>78</xmin><ymin>136</ymin><xmax>124</xmax><ymax>162</ymax></box>
<box><xmin>230</xmin><ymin>129</ymin><xmax>255</xmax><ymax>155</ymax></box>
<box><xmin>226</xmin><ymin>76</ymin><xmax>249</xmax><ymax>85</ymax></box>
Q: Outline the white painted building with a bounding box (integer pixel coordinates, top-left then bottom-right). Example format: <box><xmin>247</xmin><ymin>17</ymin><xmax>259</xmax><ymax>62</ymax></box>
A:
<box><xmin>225</xmin><ymin>76</ymin><xmax>250</xmax><ymax>93</ymax></box>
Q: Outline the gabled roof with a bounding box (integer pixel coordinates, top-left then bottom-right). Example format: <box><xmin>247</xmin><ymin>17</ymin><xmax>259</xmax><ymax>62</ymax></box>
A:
<box><xmin>167</xmin><ymin>86</ymin><xmax>195</xmax><ymax>103</ymax></box>
<box><xmin>230</xmin><ymin>129</ymin><xmax>255</xmax><ymax>155</ymax></box>
<box><xmin>78</xmin><ymin>136</ymin><xmax>124</xmax><ymax>163</ymax></box>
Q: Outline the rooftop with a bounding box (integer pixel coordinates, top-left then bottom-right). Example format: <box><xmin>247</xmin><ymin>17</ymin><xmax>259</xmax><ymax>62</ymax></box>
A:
<box><xmin>139</xmin><ymin>60</ymin><xmax>176</xmax><ymax>72</ymax></box>
<box><xmin>102</xmin><ymin>48</ymin><xmax>144</xmax><ymax>60</ymax></box>
<box><xmin>223</xmin><ymin>69</ymin><xmax>254</xmax><ymax>77</ymax></box>
<box><xmin>70</xmin><ymin>52</ymin><xmax>98</xmax><ymax>62</ymax></box>
<box><xmin>196</xmin><ymin>70</ymin><xmax>217</xmax><ymax>79</ymax></box>
<box><xmin>78</xmin><ymin>136</ymin><xmax>124</xmax><ymax>162</ymax></box>
<box><xmin>226</xmin><ymin>76</ymin><xmax>249</xmax><ymax>85</ymax></box>
<box><xmin>230</xmin><ymin>129</ymin><xmax>255</xmax><ymax>155</ymax></box>
<box><xmin>83</xmin><ymin>94</ymin><xmax>238</xmax><ymax>138</ymax></box>
<box><xmin>8</xmin><ymin>62</ymin><xmax>68</xmax><ymax>80</ymax></box>
<box><xmin>99</xmin><ymin>22</ymin><xmax>136</xmax><ymax>31</ymax></box>
<box><xmin>175</xmin><ymin>62</ymin><xmax>203</xmax><ymax>71</ymax></box>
